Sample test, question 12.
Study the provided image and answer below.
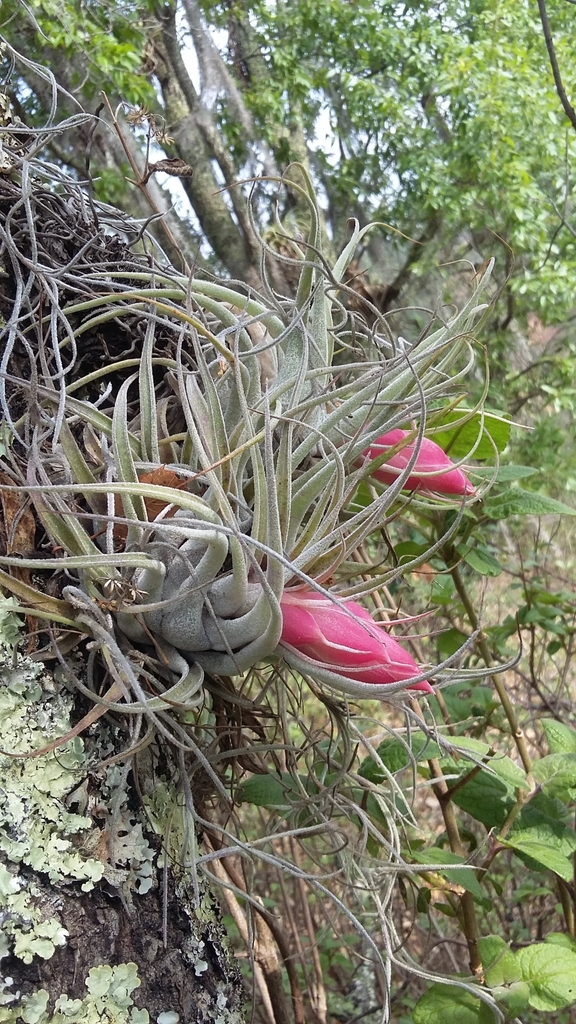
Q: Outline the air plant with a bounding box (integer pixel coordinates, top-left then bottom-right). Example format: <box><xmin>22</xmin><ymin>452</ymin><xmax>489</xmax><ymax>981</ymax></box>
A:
<box><xmin>363</xmin><ymin>428</ymin><xmax>477</xmax><ymax>496</ymax></box>
<box><xmin>0</xmin><ymin>164</ymin><xmax>492</xmax><ymax>713</ymax></box>
<box><xmin>0</xmin><ymin>91</ymin><xmax>505</xmax><ymax>1023</ymax></box>
<box><xmin>279</xmin><ymin>589</ymin><xmax>433</xmax><ymax>692</ymax></box>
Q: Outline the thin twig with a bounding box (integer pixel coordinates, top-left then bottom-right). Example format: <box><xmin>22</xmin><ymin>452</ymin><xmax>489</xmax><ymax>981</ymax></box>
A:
<box><xmin>450</xmin><ymin>564</ymin><xmax>533</xmax><ymax>775</ymax></box>
<box><xmin>537</xmin><ymin>0</ymin><xmax>576</xmax><ymax>133</ymax></box>
<box><xmin>410</xmin><ymin>699</ymin><xmax>483</xmax><ymax>979</ymax></box>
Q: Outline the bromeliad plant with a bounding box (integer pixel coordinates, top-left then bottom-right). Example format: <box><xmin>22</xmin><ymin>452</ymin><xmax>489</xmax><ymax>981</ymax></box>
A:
<box><xmin>0</xmin><ymin>169</ymin><xmax>491</xmax><ymax>710</ymax></box>
<box><xmin>0</xmin><ymin>130</ymin><xmax>512</xmax><ymax>1023</ymax></box>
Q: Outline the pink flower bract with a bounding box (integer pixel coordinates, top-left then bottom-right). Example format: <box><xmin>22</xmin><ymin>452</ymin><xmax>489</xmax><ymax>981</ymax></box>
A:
<box><xmin>280</xmin><ymin>590</ymin><xmax>432</xmax><ymax>693</ymax></box>
<box><xmin>364</xmin><ymin>428</ymin><xmax>475</xmax><ymax>496</ymax></box>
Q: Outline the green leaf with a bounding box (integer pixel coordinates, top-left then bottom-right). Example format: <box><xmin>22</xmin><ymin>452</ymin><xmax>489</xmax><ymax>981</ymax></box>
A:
<box><xmin>449</xmin><ymin>770</ymin><xmax>516</xmax><ymax>829</ymax></box>
<box><xmin>430</xmin><ymin>683</ymin><xmax>496</xmax><ymax>725</ymax></box>
<box><xmin>394</xmin><ymin>540</ymin><xmax>432</xmax><ymax>564</ymax></box>
<box><xmin>531</xmin><ymin>753</ymin><xmax>576</xmax><ymax>800</ymax></box>
<box><xmin>432</xmin><ymin>410</ymin><xmax>511</xmax><ymax>458</ymax></box>
<box><xmin>490</xmin><ymin>982</ymin><xmax>530</xmax><ymax>1016</ymax></box>
<box><xmin>447</xmin><ymin>738</ymin><xmax>529</xmax><ymax>790</ymax></box>
<box><xmin>501</xmin><ymin>825</ymin><xmax>576</xmax><ymax>881</ymax></box>
<box><xmin>516</xmin><ymin>943</ymin><xmax>576</xmax><ymax>1011</ymax></box>
<box><xmin>414</xmin><ymin>847</ymin><xmax>485</xmax><ymax>900</ymax></box>
<box><xmin>478</xmin><ymin>935</ymin><xmax>507</xmax><ymax>971</ymax></box>
<box><xmin>510</xmin><ymin>844</ymin><xmax>574</xmax><ymax>881</ymax></box>
<box><xmin>430</xmin><ymin>574</ymin><xmax>456</xmax><ymax>605</ymax></box>
<box><xmin>542</xmin><ymin>719</ymin><xmax>576</xmax><ymax>754</ymax></box>
<box><xmin>358</xmin><ymin>735</ymin><xmax>442</xmax><ymax>780</ymax></box>
<box><xmin>413</xmin><ymin>983</ymin><xmax>495</xmax><ymax>1024</ymax></box>
<box><xmin>545</xmin><ymin>933</ymin><xmax>576</xmax><ymax>952</ymax></box>
<box><xmin>471</xmin><ymin>464</ymin><xmax>538</xmax><ymax>482</ymax></box>
<box><xmin>237</xmin><ymin>774</ymin><xmax>290</xmax><ymax>807</ymax></box>
<box><xmin>437</xmin><ymin>627</ymin><xmax>469</xmax><ymax>659</ymax></box>
<box><xmin>478</xmin><ymin>938</ymin><xmax>530</xmax><ymax>1015</ymax></box>
<box><xmin>485</xmin><ymin>488</ymin><xmax>576</xmax><ymax>519</ymax></box>
<box><xmin>479</xmin><ymin>935</ymin><xmax>521</xmax><ymax>987</ymax></box>
<box><xmin>457</xmin><ymin>544</ymin><xmax>502</xmax><ymax>577</ymax></box>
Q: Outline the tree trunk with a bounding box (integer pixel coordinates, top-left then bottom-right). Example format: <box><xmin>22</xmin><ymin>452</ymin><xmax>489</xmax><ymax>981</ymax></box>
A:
<box><xmin>0</xmin><ymin>644</ymin><xmax>246</xmax><ymax>1024</ymax></box>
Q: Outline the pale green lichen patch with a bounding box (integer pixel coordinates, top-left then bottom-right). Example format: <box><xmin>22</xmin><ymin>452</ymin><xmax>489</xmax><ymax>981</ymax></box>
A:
<box><xmin>92</xmin><ymin>765</ymin><xmax>155</xmax><ymax>897</ymax></box>
<box><xmin>0</xmin><ymin>645</ymin><xmax>105</xmax><ymax>972</ymax></box>
<box><xmin>0</xmin><ymin>598</ymin><xmax>24</xmax><ymax>649</ymax></box>
<box><xmin>0</xmin><ymin>963</ymin><xmax>149</xmax><ymax>1024</ymax></box>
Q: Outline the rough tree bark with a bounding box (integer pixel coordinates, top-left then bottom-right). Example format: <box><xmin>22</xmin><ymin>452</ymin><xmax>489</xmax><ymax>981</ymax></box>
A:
<box><xmin>0</xmin><ymin>644</ymin><xmax>246</xmax><ymax>1024</ymax></box>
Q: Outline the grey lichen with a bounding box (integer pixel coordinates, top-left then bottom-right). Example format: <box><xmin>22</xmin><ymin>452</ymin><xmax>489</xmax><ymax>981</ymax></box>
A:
<box><xmin>0</xmin><ymin>640</ymin><xmax>159</xmax><ymax>1022</ymax></box>
<box><xmin>0</xmin><ymin>632</ymin><xmax>246</xmax><ymax>1024</ymax></box>
<box><xmin>0</xmin><ymin>643</ymin><xmax>105</xmax><ymax>976</ymax></box>
<box><xmin>0</xmin><ymin>962</ymin><xmax>149</xmax><ymax>1023</ymax></box>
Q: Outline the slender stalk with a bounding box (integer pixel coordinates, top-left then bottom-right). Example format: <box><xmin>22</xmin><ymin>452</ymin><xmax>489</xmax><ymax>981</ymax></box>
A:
<box><xmin>430</xmin><ymin>757</ymin><xmax>483</xmax><ymax>978</ymax></box>
<box><xmin>537</xmin><ymin>0</ymin><xmax>576</xmax><ymax>134</ymax></box>
<box><xmin>410</xmin><ymin>700</ymin><xmax>483</xmax><ymax>978</ymax></box>
<box><xmin>450</xmin><ymin>564</ymin><xmax>533</xmax><ymax>775</ymax></box>
<box><xmin>558</xmin><ymin>879</ymin><xmax>576</xmax><ymax>939</ymax></box>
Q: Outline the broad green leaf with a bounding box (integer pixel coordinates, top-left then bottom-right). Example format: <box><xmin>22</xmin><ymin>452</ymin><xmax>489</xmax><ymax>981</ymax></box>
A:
<box><xmin>511</xmin><ymin>845</ymin><xmax>574</xmax><ymax>881</ymax></box>
<box><xmin>237</xmin><ymin>774</ymin><xmax>290</xmax><ymax>808</ymax></box>
<box><xmin>478</xmin><ymin>939</ymin><xmax>532</xmax><ymax>1017</ymax></box>
<box><xmin>542</xmin><ymin>719</ymin><xmax>576</xmax><ymax>754</ymax></box>
<box><xmin>414</xmin><ymin>847</ymin><xmax>485</xmax><ymax>900</ymax></box>
<box><xmin>430</xmin><ymin>575</ymin><xmax>456</xmax><ymax>605</ymax></box>
<box><xmin>413</xmin><ymin>983</ymin><xmax>495</xmax><ymax>1024</ymax></box>
<box><xmin>457</xmin><ymin>544</ymin><xmax>502</xmax><ymax>577</ymax></box>
<box><xmin>471</xmin><ymin>464</ymin><xmax>538</xmax><ymax>482</ymax></box>
<box><xmin>437</xmin><ymin>627</ymin><xmax>468</xmax><ymax>659</ymax></box>
<box><xmin>545</xmin><ymin>933</ymin><xmax>576</xmax><ymax>953</ymax></box>
<box><xmin>430</xmin><ymin>683</ymin><xmax>496</xmax><ymax>725</ymax></box>
<box><xmin>501</xmin><ymin>832</ymin><xmax>576</xmax><ymax>882</ymax></box>
<box><xmin>490</xmin><ymin>982</ymin><xmax>530</xmax><ymax>1016</ymax></box>
<box><xmin>394</xmin><ymin>540</ymin><xmax>432</xmax><ymax>564</ymax></box>
<box><xmin>432</xmin><ymin>410</ymin><xmax>511</xmax><ymax>458</ymax></box>
<box><xmin>478</xmin><ymin>934</ymin><xmax>507</xmax><ymax>967</ymax></box>
<box><xmin>478</xmin><ymin>936</ymin><xmax>521</xmax><ymax>987</ymax></box>
<box><xmin>450</xmin><ymin>770</ymin><xmax>516</xmax><ymax>829</ymax></box>
<box><xmin>516</xmin><ymin>943</ymin><xmax>576</xmax><ymax>1011</ymax></box>
<box><xmin>485</xmin><ymin>488</ymin><xmax>576</xmax><ymax>519</ymax></box>
<box><xmin>358</xmin><ymin>735</ymin><xmax>442</xmax><ymax>780</ymax></box>
<box><xmin>446</xmin><ymin>738</ymin><xmax>528</xmax><ymax>790</ymax></box>
<box><xmin>531</xmin><ymin>753</ymin><xmax>576</xmax><ymax>800</ymax></box>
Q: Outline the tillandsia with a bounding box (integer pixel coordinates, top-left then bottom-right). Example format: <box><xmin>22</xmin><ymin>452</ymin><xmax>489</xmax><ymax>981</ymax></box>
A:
<box><xmin>0</xmin><ymin>117</ymin><xmax>495</xmax><ymax>728</ymax></box>
<box><xmin>0</xmin><ymin>89</ymin><xmax>516</xmax><ymax>1024</ymax></box>
<box><xmin>363</xmin><ymin>428</ymin><xmax>476</xmax><ymax>496</ymax></box>
<box><xmin>279</xmin><ymin>590</ymin><xmax>433</xmax><ymax>693</ymax></box>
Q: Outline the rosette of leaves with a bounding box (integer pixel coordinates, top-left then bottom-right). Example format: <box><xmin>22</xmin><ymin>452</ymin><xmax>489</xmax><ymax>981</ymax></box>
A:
<box><xmin>0</xmin><ymin>143</ymin><xmax>492</xmax><ymax>725</ymax></box>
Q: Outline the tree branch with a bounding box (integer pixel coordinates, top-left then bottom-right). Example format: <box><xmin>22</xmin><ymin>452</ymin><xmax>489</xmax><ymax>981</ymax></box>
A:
<box><xmin>537</xmin><ymin>0</ymin><xmax>576</xmax><ymax>133</ymax></box>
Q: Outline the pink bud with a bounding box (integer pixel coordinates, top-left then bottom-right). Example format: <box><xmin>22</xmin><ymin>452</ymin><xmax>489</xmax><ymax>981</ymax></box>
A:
<box><xmin>280</xmin><ymin>589</ymin><xmax>432</xmax><ymax>693</ymax></box>
<box><xmin>364</xmin><ymin>429</ymin><xmax>475</xmax><ymax>496</ymax></box>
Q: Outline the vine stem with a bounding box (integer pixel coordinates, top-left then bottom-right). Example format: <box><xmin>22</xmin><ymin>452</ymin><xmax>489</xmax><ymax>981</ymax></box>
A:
<box><xmin>450</xmin><ymin>564</ymin><xmax>533</xmax><ymax>775</ymax></box>
<box><xmin>410</xmin><ymin>699</ymin><xmax>484</xmax><ymax>978</ymax></box>
<box><xmin>558</xmin><ymin>879</ymin><xmax>576</xmax><ymax>939</ymax></box>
